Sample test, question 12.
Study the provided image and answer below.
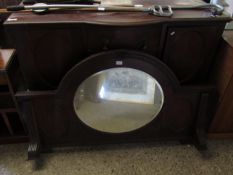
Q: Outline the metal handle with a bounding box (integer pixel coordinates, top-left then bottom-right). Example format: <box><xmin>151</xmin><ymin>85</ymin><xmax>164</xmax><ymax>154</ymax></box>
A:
<box><xmin>151</xmin><ymin>5</ymin><xmax>173</xmax><ymax>17</ymax></box>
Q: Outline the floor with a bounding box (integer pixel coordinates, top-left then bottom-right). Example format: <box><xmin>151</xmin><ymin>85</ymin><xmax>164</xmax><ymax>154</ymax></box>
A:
<box><xmin>0</xmin><ymin>140</ymin><xmax>233</xmax><ymax>175</ymax></box>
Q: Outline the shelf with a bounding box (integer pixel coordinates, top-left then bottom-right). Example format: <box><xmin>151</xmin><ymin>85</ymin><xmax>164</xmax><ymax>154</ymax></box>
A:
<box><xmin>0</xmin><ymin>112</ymin><xmax>28</xmax><ymax>144</ymax></box>
<box><xmin>0</xmin><ymin>49</ymin><xmax>28</xmax><ymax>144</ymax></box>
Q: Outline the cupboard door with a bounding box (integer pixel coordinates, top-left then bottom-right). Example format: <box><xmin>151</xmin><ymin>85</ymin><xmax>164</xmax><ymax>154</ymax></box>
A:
<box><xmin>163</xmin><ymin>26</ymin><xmax>224</xmax><ymax>83</ymax></box>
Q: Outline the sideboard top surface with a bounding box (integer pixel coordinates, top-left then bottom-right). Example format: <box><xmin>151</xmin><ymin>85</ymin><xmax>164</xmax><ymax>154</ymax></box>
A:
<box><xmin>4</xmin><ymin>0</ymin><xmax>232</xmax><ymax>26</ymax></box>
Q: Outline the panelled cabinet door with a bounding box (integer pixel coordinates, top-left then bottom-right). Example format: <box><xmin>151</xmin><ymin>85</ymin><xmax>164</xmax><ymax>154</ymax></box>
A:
<box><xmin>163</xmin><ymin>26</ymin><xmax>223</xmax><ymax>83</ymax></box>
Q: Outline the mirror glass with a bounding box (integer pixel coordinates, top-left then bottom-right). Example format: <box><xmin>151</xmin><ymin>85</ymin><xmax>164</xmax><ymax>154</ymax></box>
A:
<box><xmin>73</xmin><ymin>68</ymin><xmax>164</xmax><ymax>133</ymax></box>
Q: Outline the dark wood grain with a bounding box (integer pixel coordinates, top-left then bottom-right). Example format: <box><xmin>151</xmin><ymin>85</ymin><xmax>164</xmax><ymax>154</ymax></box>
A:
<box><xmin>163</xmin><ymin>25</ymin><xmax>225</xmax><ymax>83</ymax></box>
<box><xmin>4</xmin><ymin>0</ymin><xmax>231</xmax><ymax>158</ymax></box>
<box><xmin>209</xmin><ymin>31</ymin><xmax>233</xmax><ymax>135</ymax></box>
<box><xmin>5</xmin><ymin>23</ymin><xmax>227</xmax><ymax>90</ymax></box>
<box><xmin>1</xmin><ymin>112</ymin><xmax>14</xmax><ymax>135</ymax></box>
<box><xmin>8</xmin><ymin>49</ymin><xmax>217</xmax><ymax>158</ymax></box>
<box><xmin>0</xmin><ymin>0</ymin><xmax>20</xmax><ymax>8</ymax></box>
<box><xmin>0</xmin><ymin>135</ymin><xmax>28</xmax><ymax>144</ymax></box>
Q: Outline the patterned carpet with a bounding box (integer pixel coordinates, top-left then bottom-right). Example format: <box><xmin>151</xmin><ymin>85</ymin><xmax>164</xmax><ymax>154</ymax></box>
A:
<box><xmin>0</xmin><ymin>140</ymin><xmax>233</xmax><ymax>175</ymax></box>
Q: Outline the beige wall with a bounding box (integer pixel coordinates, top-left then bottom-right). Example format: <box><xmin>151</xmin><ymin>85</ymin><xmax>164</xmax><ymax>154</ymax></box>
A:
<box><xmin>225</xmin><ymin>0</ymin><xmax>233</xmax><ymax>15</ymax></box>
<box><xmin>225</xmin><ymin>0</ymin><xmax>233</xmax><ymax>29</ymax></box>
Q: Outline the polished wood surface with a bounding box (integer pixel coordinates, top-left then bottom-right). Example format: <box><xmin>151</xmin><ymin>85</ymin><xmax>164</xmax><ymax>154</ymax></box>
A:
<box><xmin>5</xmin><ymin>23</ymin><xmax>226</xmax><ymax>90</ymax></box>
<box><xmin>209</xmin><ymin>31</ymin><xmax>233</xmax><ymax>135</ymax></box>
<box><xmin>0</xmin><ymin>0</ymin><xmax>20</xmax><ymax>8</ymax></box>
<box><xmin>3</xmin><ymin>0</ymin><xmax>231</xmax><ymax>157</ymax></box>
<box><xmin>4</xmin><ymin>0</ymin><xmax>231</xmax><ymax>26</ymax></box>
<box><xmin>163</xmin><ymin>26</ymin><xmax>224</xmax><ymax>83</ymax></box>
<box><xmin>8</xmin><ymin>49</ymin><xmax>216</xmax><ymax>158</ymax></box>
<box><xmin>214</xmin><ymin>31</ymin><xmax>233</xmax><ymax>99</ymax></box>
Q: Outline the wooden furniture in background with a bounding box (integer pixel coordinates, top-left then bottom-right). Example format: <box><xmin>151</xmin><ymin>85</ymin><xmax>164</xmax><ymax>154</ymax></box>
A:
<box><xmin>0</xmin><ymin>49</ymin><xmax>28</xmax><ymax>144</ymax></box>
<box><xmin>209</xmin><ymin>31</ymin><xmax>233</xmax><ymax>139</ymax></box>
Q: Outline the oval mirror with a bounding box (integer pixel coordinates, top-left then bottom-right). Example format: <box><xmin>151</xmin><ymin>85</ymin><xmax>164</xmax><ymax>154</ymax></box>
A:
<box><xmin>73</xmin><ymin>68</ymin><xmax>164</xmax><ymax>133</ymax></box>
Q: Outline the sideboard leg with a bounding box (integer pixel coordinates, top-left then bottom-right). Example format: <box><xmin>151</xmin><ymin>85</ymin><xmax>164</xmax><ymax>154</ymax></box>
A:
<box><xmin>193</xmin><ymin>93</ymin><xmax>209</xmax><ymax>151</ymax></box>
<box><xmin>28</xmin><ymin>142</ymin><xmax>40</xmax><ymax>160</ymax></box>
<box><xmin>194</xmin><ymin>129</ymin><xmax>207</xmax><ymax>151</ymax></box>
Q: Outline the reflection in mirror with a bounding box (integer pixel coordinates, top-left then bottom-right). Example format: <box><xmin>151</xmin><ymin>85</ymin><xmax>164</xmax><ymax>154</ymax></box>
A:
<box><xmin>73</xmin><ymin>68</ymin><xmax>164</xmax><ymax>133</ymax></box>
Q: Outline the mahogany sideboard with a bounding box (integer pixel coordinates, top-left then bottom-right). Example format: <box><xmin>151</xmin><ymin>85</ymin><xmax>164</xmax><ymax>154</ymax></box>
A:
<box><xmin>2</xmin><ymin>0</ymin><xmax>232</xmax><ymax>158</ymax></box>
